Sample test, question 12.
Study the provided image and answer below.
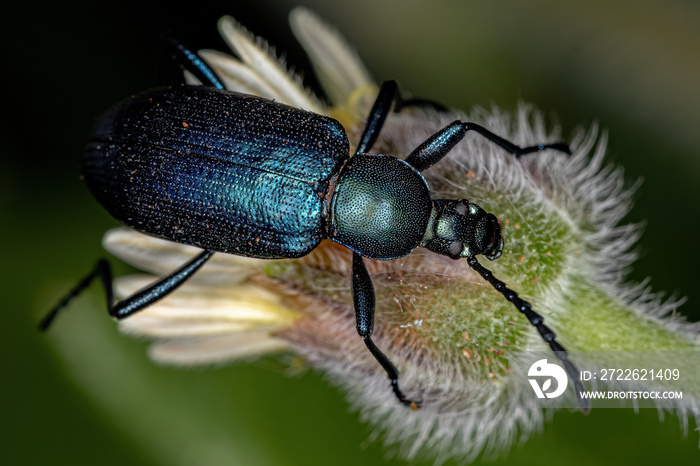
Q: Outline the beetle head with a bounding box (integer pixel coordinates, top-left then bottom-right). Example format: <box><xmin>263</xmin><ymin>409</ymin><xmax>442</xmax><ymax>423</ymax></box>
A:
<box><xmin>421</xmin><ymin>199</ymin><xmax>503</xmax><ymax>260</ymax></box>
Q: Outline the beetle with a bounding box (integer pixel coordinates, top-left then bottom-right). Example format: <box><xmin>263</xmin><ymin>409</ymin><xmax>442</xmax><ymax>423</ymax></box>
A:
<box><xmin>41</xmin><ymin>38</ymin><xmax>589</xmax><ymax>412</ymax></box>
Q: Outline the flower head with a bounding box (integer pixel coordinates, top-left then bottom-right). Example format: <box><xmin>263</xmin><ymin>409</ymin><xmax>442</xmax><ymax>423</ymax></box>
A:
<box><xmin>100</xmin><ymin>7</ymin><xmax>700</xmax><ymax>462</ymax></box>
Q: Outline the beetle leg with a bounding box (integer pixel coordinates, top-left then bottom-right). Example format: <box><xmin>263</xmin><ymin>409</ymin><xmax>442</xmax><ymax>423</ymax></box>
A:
<box><xmin>356</xmin><ymin>80</ymin><xmax>398</xmax><ymax>154</ymax></box>
<box><xmin>357</xmin><ymin>81</ymin><xmax>448</xmax><ymax>154</ymax></box>
<box><xmin>162</xmin><ymin>35</ymin><xmax>226</xmax><ymax>90</ymax></box>
<box><xmin>466</xmin><ymin>256</ymin><xmax>590</xmax><ymax>413</ymax></box>
<box><xmin>39</xmin><ymin>250</ymin><xmax>214</xmax><ymax>330</ymax></box>
<box><xmin>352</xmin><ymin>252</ymin><xmax>421</xmax><ymax>409</ymax></box>
<box><xmin>405</xmin><ymin>120</ymin><xmax>571</xmax><ymax>172</ymax></box>
<box><xmin>39</xmin><ymin>259</ymin><xmax>113</xmax><ymax>330</ymax></box>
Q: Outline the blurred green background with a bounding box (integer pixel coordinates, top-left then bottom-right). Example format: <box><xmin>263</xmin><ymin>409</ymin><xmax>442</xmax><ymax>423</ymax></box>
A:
<box><xmin>3</xmin><ymin>0</ymin><xmax>699</xmax><ymax>464</ymax></box>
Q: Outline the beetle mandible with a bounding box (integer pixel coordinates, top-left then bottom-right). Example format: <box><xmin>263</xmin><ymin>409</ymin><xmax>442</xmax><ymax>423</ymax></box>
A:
<box><xmin>41</xmin><ymin>37</ymin><xmax>589</xmax><ymax>412</ymax></box>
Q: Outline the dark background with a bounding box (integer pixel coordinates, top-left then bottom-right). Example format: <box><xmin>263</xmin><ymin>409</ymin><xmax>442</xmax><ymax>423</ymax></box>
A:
<box><xmin>3</xmin><ymin>0</ymin><xmax>699</xmax><ymax>465</ymax></box>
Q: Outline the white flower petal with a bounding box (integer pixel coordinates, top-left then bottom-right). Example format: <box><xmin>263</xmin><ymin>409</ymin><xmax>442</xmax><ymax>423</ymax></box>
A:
<box><xmin>290</xmin><ymin>7</ymin><xmax>375</xmax><ymax>106</ymax></box>
<box><xmin>120</xmin><ymin>316</ymin><xmax>256</xmax><ymax>338</ymax></box>
<box><xmin>114</xmin><ymin>275</ymin><xmax>297</xmax><ymax>338</ymax></box>
<box><xmin>103</xmin><ymin>228</ymin><xmax>267</xmax><ymax>286</ymax></box>
<box><xmin>217</xmin><ymin>16</ymin><xmax>323</xmax><ymax>112</ymax></box>
<box><xmin>148</xmin><ymin>332</ymin><xmax>290</xmax><ymax>366</ymax></box>
<box><xmin>182</xmin><ymin>69</ymin><xmax>201</xmax><ymax>86</ymax></box>
<box><xmin>198</xmin><ymin>49</ymin><xmax>287</xmax><ymax>97</ymax></box>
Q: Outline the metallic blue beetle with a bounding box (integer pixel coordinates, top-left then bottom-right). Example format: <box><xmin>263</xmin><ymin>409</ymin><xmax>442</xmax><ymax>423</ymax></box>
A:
<box><xmin>42</xmin><ymin>40</ymin><xmax>588</xmax><ymax>411</ymax></box>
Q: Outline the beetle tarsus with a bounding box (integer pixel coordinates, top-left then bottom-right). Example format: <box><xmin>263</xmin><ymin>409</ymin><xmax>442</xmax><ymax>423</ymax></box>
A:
<box><xmin>39</xmin><ymin>259</ymin><xmax>113</xmax><ymax>331</ymax></box>
<box><xmin>391</xmin><ymin>379</ymin><xmax>422</xmax><ymax>410</ymax></box>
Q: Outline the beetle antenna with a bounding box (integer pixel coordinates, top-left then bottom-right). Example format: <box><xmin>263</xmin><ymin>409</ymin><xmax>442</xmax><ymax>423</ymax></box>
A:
<box><xmin>466</xmin><ymin>256</ymin><xmax>590</xmax><ymax>412</ymax></box>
